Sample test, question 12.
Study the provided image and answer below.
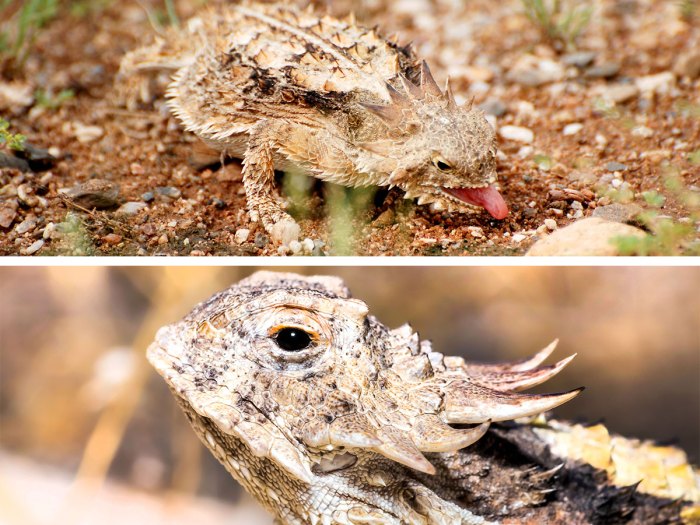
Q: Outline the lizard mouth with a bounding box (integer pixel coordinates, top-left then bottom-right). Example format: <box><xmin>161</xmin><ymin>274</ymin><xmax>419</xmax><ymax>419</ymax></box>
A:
<box><xmin>441</xmin><ymin>185</ymin><xmax>509</xmax><ymax>220</ymax></box>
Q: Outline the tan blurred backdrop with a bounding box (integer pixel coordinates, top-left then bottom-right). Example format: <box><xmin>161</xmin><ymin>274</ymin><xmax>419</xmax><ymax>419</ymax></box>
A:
<box><xmin>0</xmin><ymin>266</ymin><xmax>698</xmax><ymax>524</ymax></box>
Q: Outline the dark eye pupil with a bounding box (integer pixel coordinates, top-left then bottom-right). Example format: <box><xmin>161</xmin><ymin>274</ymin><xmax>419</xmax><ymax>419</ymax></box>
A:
<box><xmin>275</xmin><ymin>328</ymin><xmax>312</xmax><ymax>351</ymax></box>
<box><xmin>436</xmin><ymin>160</ymin><xmax>450</xmax><ymax>171</ymax></box>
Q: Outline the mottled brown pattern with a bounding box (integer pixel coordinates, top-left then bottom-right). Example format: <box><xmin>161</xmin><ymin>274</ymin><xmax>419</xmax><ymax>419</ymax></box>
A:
<box><xmin>120</xmin><ymin>3</ymin><xmax>505</xmax><ymax>244</ymax></box>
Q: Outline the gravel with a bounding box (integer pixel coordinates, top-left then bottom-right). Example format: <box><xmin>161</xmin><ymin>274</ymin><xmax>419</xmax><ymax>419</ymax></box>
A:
<box><xmin>499</xmin><ymin>125</ymin><xmax>534</xmax><ymax>143</ymax></box>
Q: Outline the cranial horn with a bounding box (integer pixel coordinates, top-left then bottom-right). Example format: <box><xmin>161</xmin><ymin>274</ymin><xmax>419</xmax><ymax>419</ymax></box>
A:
<box><xmin>410</xmin><ymin>414</ymin><xmax>490</xmax><ymax>453</ymax></box>
<box><xmin>374</xmin><ymin>425</ymin><xmax>436</xmax><ymax>475</ymax></box>
<box><xmin>358</xmin><ymin>102</ymin><xmax>402</xmax><ymax>124</ymax></box>
<box><xmin>463</xmin><ymin>340</ymin><xmax>560</xmax><ymax>375</ymax></box>
<box><xmin>329</xmin><ymin>413</ymin><xmax>383</xmax><ymax>448</ymax></box>
<box><xmin>420</xmin><ymin>60</ymin><xmax>443</xmax><ymax>98</ymax></box>
<box><xmin>442</xmin><ymin>381</ymin><xmax>583</xmax><ymax>424</ymax></box>
<box><xmin>468</xmin><ymin>354</ymin><xmax>577</xmax><ymax>392</ymax></box>
<box><xmin>444</xmin><ymin>77</ymin><xmax>457</xmax><ymax>108</ymax></box>
<box><xmin>398</xmin><ymin>73</ymin><xmax>423</xmax><ymax>99</ymax></box>
<box><xmin>385</xmin><ymin>82</ymin><xmax>409</xmax><ymax>106</ymax></box>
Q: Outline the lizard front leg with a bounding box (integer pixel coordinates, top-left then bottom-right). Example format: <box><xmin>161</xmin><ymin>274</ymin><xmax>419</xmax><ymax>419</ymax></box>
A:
<box><xmin>243</xmin><ymin>121</ymin><xmax>301</xmax><ymax>245</ymax></box>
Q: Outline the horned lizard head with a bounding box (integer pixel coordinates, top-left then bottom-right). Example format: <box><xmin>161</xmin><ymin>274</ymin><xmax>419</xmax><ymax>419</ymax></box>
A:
<box><xmin>148</xmin><ymin>271</ymin><xmax>580</xmax><ymax>504</ymax></box>
<box><xmin>361</xmin><ymin>62</ymin><xmax>508</xmax><ymax>220</ymax></box>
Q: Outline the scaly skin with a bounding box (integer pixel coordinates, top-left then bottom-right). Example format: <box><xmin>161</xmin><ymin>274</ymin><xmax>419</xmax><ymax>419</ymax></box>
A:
<box><xmin>120</xmin><ymin>3</ymin><xmax>508</xmax><ymax>244</ymax></box>
<box><xmin>147</xmin><ymin>271</ymin><xmax>601</xmax><ymax>523</ymax></box>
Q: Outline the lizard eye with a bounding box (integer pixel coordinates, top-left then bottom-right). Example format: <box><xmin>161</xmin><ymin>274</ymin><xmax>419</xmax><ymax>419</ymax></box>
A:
<box><xmin>274</xmin><ymin>327</ymin><xmax>313</xmax><ymax>351</ymax></box>
<box><xmin>432</xmin><ymin>156</ymin><xmax>452</xmax><ymax>172</ymax></box>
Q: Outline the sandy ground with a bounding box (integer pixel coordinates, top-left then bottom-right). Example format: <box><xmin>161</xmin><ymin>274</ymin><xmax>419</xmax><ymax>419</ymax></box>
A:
<box><xmin>0</xmin><ymin>0</ymin><xmax>698</xmax><ymax>255</ymax></box>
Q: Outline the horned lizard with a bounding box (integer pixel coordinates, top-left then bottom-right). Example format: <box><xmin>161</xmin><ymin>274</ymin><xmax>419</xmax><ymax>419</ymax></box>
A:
<box><xmin>120</xmin><ymin>2</ymin><xmax>508</xmax><ymax>244</ymax></box>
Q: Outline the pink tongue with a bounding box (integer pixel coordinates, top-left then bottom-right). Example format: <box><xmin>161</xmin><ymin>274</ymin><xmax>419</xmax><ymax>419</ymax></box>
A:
<box><xmin>445</xmin><ymin>185</ymin><xmax>509</xmax><ymax>220</ymax></box>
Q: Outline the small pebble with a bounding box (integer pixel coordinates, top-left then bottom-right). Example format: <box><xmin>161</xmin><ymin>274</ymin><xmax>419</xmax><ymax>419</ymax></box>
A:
<box><xmin>141</xmin><ymin>191</ymin><xmax>155</xmax><ymax>202</ymax></box>
<box><xmin>66</xmin><ymin>179</ymin><xmax>120</xmax><ymax>209</ymax></box>
<box><xmin>479</xmin><ymin>99</ymin><xmax>507</xmax><ymax>117</ymax></box>
<box><xmin>23</xmin><ymin>239</ymin><xmax>44</xmax><ymax>255</ymax></box>
<box><xmin>289</xmin><ymin>240</ymin><xmax>303</xmax><ymax>254</ymax></box>
<box><xmin>130</xmin><ymin>163</ymin><xmax>145</xmax><ymax>175</ymax></box>
<box><xmin>234</xmin><ymin>228</ymin><xmax>250</xmax><ymax>244</ymax></box>
<box><xmin>254</xmin><ymin>233</ymin><xmax>269</xmax><ymax>249</ymax></box>
<box><xmin>584</xmin><ymin>62</ymin><xmax>620</xmax><ymax>79</ymax></box>
<box><xmin>544</xmin><ymin>218</ymin><xmax>558</xmax><ymax>231</ymax></box>
<box><xmin>158</xmin><ymin>234</ymin><xmax>168</xmax><ymax>245</ymax></box>
<box><xmin>42</xmin><ymin>222</ymin><xmax>56</xmax><ymax>239</ymax></box>
<box><xmin>674</xmin><ymin>51</ymin><xmax>700</xmax><ymax>79</ymax></box>
<box><xmin>632</xmin><ymin>126</ymin><xmax>653</xmax><ymax>138</ymax></box>
<box><xmin>117</xmin><ymin>201</ymin><xmax>148</xmax><ymax>215</ymax></box>
<box><xmin>301</xmin><ymin>237</ymin><xmax>315</xmax><ymax>252</ymax></box>
<box><xmin>598</xmin><ymin>84</ymin><xmax>639</xmax><ymax>104</ymax></box>
<box><xmin>635</xmin><ymin>72</ymin><xmax>675</xmax><ymax>95</ymax></box>
<box><xmin>562</xmin><ymin>123</ymin><xmax>583</xmax><ymax>136</ymax></box>
<box><xmin>606</xmin><ymin>161</ymin><xmax>628</xmax><ymax>172</ymax></box>
<box><xmin>499</xmin><ymin>125</ymin><xmax>534</xmax><ymax>144</ymax></box>
<box><xmin>15</xmin><ymin>216</ymin><xmax>37</xmax><ymax>234</ymax></box>
<box><xmin>511</xmin><ymin>233</ymin><xmax>527</xmax><ymax>243</ymax></box>
<box><xmin>156</xmin><ymin>186</ymin><xmax>182</xmax><ymax>199</ymax></box>
<box><xmin>0</xmin><ymin>202</ymin><xmax>18</xmax><ymax>228</ymax></box>
<box><xmin>562</xmin><ymin>51</ymin><xmax>596</xmax><ymax>68</ymax></box>
<box><xmin>592</xmin><ymin>203</ymin><xmax>642</xmax><ymax>224</ymax></box>
<box><xmin>102</xmin><ymin>233</ymin><xmax>123</xmax><ymax>245</ymax></box>
<box><xmin>72</xmin><ymin>122</ymin><xmax>104</xmax><ymax>143</ymax></box>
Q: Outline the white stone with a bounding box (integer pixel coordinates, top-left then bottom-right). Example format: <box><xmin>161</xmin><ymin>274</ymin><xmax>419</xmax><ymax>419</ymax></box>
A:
<box><xmin>526</xmin><ymin>218</ymin><xmax>646</xmax><ymax>256</ymax></box>
<box><xmin>544</xmin><ymin>219</ymin><xmax>558</xmax><ymax>231</ymax></box>
<box><xmin>234</xmin><ymin>228</ymin><xmax>250</xmax><ymax>244</ymax></box>
<box><xmin>72</xmin><ymin>122</ymin><xmax>104</xmax><ymax>143</ymax></box>
<box><xmin>563</xmin><ymin>123</ymin><xmax>583</xmax><ymax>136</ymax></box>
<box><xmin>499</xmin><ymin>125</ymin><xmax>534</xmax><ymax>143</ymax></box>
<box><xmin>511</xmin><ymin>233</ymin><xmax>527</xmax><ymax>242</ymax></box>
<box><xmin>635</xmin><ymin>72</ymin><xmax>675</xmax><ymax>95</ymax></box>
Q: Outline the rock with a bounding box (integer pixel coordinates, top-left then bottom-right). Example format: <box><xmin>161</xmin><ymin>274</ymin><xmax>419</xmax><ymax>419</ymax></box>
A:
<box><xmin>13</xmin><ymin>142</ymin><xmax>57</xmax><ymax>172</ymax></box>
<box><xmin>15</xmin><ymin>215</ymin><xmax>37</xmax><ymax>234</ymax></box>
<box><xmin>562</xmin><ymin>123</ymin><xmax>583</xmax><ymax>136</ymax></box>
<box><xmin>129</xmin><ymin>163</ymin><xmax>145</xmax><ymax>176</ymax></box>
<box><xmin>373</xmin><ymin>208</ymin><xmax>395</xmax><ymax>227</ymax></box>
<box><xmin>254</xmin><ymin>232</ymin><xmax>269</xmax><ymax>249</ymax></box>
<box><xmin>511</xmin><ymin>233</ymin><xmax>527</xmax><ymax>243</ymax></box>
<box><xmin>584</xmin><ymin>62</ymin><xmax>620</xmax><ymax>79</ymax></box>
<box><xmin>23</xmin><ymin>239</ymin><xmax>44</xmax><ymax>255</ymax></box>
<box><xmin>632</xmin><ymin>125</ymin><xmax>653</xmax><ymax>138</ymax></box>
<box><xmin>635</xmin><ymin>72</ymin><xmax>675</xmax><ymax>95</ymax></box>
<box><xmin>141</xmin><ymin>191</ymin><xmax>155</xmax><ymax>202</ymax></box>
<box><xmin>598</xmin><ymin>84</ymin><xmax>639</xmax><ymax>104</ymax></box>
<box><xmin>116</xmin><ymin>201</ymin><xmax>148</xmax><ymax>215</ymax></box>
<box><xmin>0</xmin><ymin>201</ymin><xmax>18</xmax><ymax>228</ymax></box>
<box><xmin>66</xmin><ymin>179</ymin><xmax>120</xmax><ymax>209</ymax></box>
<box><xmin>526</xmin><ymin>218</ymin><xmax>646</xmax><ymax>256</ymax></box>
<box><xmin>0</xmin><ymin>152</ymin><xmax>31</xmax><ymax>172</ymax></box>
<box><xmin>155</xmin><ymin>186</ymin><xmax>182</xmax><ymax>199</ymax></box>
<box><xmin>499</xmin><ymin>125</ymin><xmax>534</xmax><ymax>143</ymax></box>
<box><xmin>507</xmin><ymin>58</ymin><xmax>564</xmax><ymax>87</ymax></box>
<box><xmin>301</xmin><ymin>238</ymin><xmax>315</xmax><ymax>252</ymax></box>
<box><xmin>592</xmin><ymin>203</ymin><xmax>642</xmax><ymax>224</ymax></box>
<box><xmin>674</xmin><ymin>51</ymin><xmax>700</xmax><ymax>79</ymax></box>
<box><xmin>562</xmin><ymin>51</ymin><xmax>596</xmax><ymax>68</ymax></box>
<box><xmin>102</xmin><ymin>233</ymin><xmax>123</xmax><ymax>245</ymax></box>
<box><xmin>544</xmin><ymin>218</ymin><xmax>558</xmax><ymax>231</ymax></box>
<box><xmin>72</xmin><ymin>122</ymin><xmax>104</xmax><ymax>143</ymax></box>
<box><xmin>605</xmin><ymin>161</ymin><xmax>628</xmax><ymax>172</ymax></box>
<box><xmin>270</xmin><ymin>219</ymin><xmax>300</xmax><ymax>246</ymax></box>
<box><xmin>0</xmin><ymin>81</ymin><xmax>34</xmax><ymax>111</ymax></box>
<box><xmin>234</xmin><ymin>228</ymin><xmax>250</xmax><ymax>244</ymax></box>
<box><xmin>289</xmin><ymin>240</ymin><xmax>303</xmax><ymax>254</ymax></box>
<box><xmin>479</xmin><ymin>99</ymin><xmax>507</xmax><ymax>117</ymax></box>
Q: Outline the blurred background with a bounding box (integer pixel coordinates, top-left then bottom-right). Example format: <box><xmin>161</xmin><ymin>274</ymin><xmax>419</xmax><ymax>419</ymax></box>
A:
<box><xmin>0</xmin><ymin>266</ymin><xmax>698</xmax><ymax>524</ymax></box>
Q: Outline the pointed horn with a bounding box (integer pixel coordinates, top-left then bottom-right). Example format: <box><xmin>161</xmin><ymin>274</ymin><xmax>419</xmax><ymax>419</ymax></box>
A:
<box><xmin>329</xmin><ymin>413</ymin><xmax>383</xmax><ymax>448</ymax></box>
<box><xmin>469</xmin><ymin>354</ymin><xmax>577</xmax><ymax>392</ymax></box>
<box><xmin>385</xmin><ymin>82</ymin><xmax>409</xmax><ymax>106</ymax></box>
<box><xmin>411</xmin><ymin>415</ymin><xmax>490</xmax><ymax>452</ymax></box>
<box><xmin>398</xmin><ymin>73</ymin><xmax>423</xmax><ymax>99</ymax></box>
<box><xmin>374</xmin><ymin>425</ymin><xmax>435</xmax><ymax>474</ymax></box>
<box><xmin>444</xmin><ymin>77</ymin><xmax>457</xmax><ymax>108</ymax></box>
<box><xmin>358</xmin><ymin>102</ymin><xmax>401</xmax><ymax>124</ymax></box>
<box><xmin>463</xmin><ymin>340</ymin><xmax>559</xmax><ymax>375</ymax></box>
<box><xmin>443</xmin><ymin>382</ymin><xmax>584</xmax><ymax>424</ymax></box>
<box><xmin>420</xmin><ymin>60</ymin><xmax>442</xmax><ymax>98</ymax></box>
